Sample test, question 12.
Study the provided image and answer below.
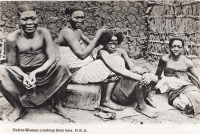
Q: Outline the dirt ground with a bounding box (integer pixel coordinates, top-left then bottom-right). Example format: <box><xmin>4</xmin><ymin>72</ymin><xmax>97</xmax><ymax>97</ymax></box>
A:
<box><xmin>0</xmin><ymin>58</ymin><xmax>200</xmax><ymax>134</ymax></box>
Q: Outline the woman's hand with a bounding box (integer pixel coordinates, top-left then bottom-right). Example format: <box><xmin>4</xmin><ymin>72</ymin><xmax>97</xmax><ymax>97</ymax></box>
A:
<box><xmin>29</xmin><ymin>71</ymin><xmax>37</xmax><ymax>86</ymax></box>
<box><xmin>141</xmin><ymin>73</ymin><xmax>159</xmax><ymax>85</ymax></box>
<box><xmin>22</xmin><ymin>73</ymin><xmax>32</xmax><ymax>89</ymax></box>
<box><xmin>96</xmin><ymin>26</ymin><xmax>107</xmax><ymax>38</ymax></box>
<box><xmin>141</xmin><ymin>73</ymin><xmax>151</xmax><ymax>85</ymax></box>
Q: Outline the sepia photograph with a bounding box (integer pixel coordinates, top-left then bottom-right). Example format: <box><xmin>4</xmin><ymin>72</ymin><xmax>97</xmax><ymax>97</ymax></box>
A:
<box><xmin>0</xmin><ymin>0</ymin><xmax>200</xmax><ymax>133</ymax></box>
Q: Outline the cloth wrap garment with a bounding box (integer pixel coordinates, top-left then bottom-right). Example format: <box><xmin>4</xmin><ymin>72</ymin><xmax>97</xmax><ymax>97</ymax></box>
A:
<box><xmin>59</xmin><ymin>24</ymin><xmax>122</xmax><ymax>84</ymax></box>
<box><xmin>158</xmin><ymin>68</ymin><xmax>200</xmax><ymax>117</ymax></box>
<box><xmin>0</xmin><ymin>49</ymin><xmax>71</xmax><ymax>107</ymax></box>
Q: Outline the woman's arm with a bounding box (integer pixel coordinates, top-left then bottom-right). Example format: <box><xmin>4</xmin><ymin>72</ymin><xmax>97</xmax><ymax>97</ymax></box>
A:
<box><xmin>99</xmin><ymin>50</ymin><xmax>142</xmax><ymax>81</ymax></box>
<box><xmin>155</xmin><ymin>57</ymin><xmax>167</xmax><ymax>79</ymax></box>
<box><xmin>5</xmin><ymin>35</ymin><xmax>31</xmax><ymax>87</ymax></box>
<box><xmin>6</xmin><ymin>35</ymin><xmax>27</xmax><ymax>76</ymax></box>
<box><xmin>187</xmin><ymin>59</ymin><xmax>200</xmax><ymax>87</ymax></box>
<box><xmin>61</xmin><ymin>27</ymin><xmax>106</xmax><ymax>60</ymax></box>
<box><xmin>149</xmin><ymin>57</ymin><xmax>167</xmax><ymax>83</ymax></box>
<box><xmin>120</xmin><ymin>48</ymin><xmax>134</xmax><ymax>69</ymax></box>
<box><xmin>141</xmin><ymin>57</ymin><xmax>166</xmax><ymax>84</ymax></box>
<box><xmin>79</xmin><ymin>30</ymin><xmax>91</xmax><ymax>45</ymax></box>
<box><xmin>120</xmin><ymin>48</ymin><xmax>144</xmax><ymax>74</ymax></box>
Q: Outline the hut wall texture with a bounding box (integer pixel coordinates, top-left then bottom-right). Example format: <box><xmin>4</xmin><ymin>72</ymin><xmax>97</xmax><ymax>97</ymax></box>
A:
<box><xmin>146</xmin><ymin>0</ymin><xmax>200</xmax><ymax>60</ymax></box>
<box><xmin>0</xmin><ymin>1</ymin><xmax>148</xmax><ymax>58</ymax></box>
<box><xmin>0</xmin><ymin>1</ymin><xmax>200</xmax><ymax>60</ymax></box>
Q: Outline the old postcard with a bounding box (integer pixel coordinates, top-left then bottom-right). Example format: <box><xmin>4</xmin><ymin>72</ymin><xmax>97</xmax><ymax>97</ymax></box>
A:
<box><xmin>0</xmin><ymin>0</ymin><xmax>200</xmax><ymax>134</ymax></box>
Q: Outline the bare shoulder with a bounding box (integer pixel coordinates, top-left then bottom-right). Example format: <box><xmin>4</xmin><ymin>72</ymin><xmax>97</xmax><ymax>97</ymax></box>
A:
<box><xmin>116</xmin><ymin>48</ymin><xmax>126</xmax><ymax>54</ymax></box>
<box><xmin>181</xmin><ymin>55</ymin><xmax>194</xmax><ymax>67</ymax></box>
<box><xmin>6</xmin><ymin>29</ymin><xmax>21</xmax><ymax>43</ymax></box>
<box><xmin>60</xmin><ymin>26</ymin><xmax>73</xmax><ymax>35</ymax></box>
<box><xmin>98</xmin><ymin>49</ymin><xmax>109</xmax><ymax>56</ymax></box>
<box><xmin>60</xmin><ymin>26</ymin><xmax>77</xmax><ymax>39</ymax></box>
<box><xmin>117</xmin><ymin>48</ymin><xmax>125</xmax><ymax>52</ymax></box>
<box><xmin>99</xmin><ymin>48</ymin><xmax>107</xmax><ymax>54</ymax></box>
<box><xmin>37</xmin><ymin>27</ymin><xmax>51</xmax><ymax>35</ymax></box>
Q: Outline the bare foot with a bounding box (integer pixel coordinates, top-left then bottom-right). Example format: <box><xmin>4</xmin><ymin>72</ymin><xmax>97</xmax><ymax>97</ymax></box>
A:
<box><xmin>145</xmin><ymin>98</ymin><xmax>156</xmax><ymax>108</ymax></box>
<box><xmin>101</xmin><ymin>101</ymin><xmax>126</xmax><ymax>111</ymax></box>
<box><xmin>53</xmin><ymin>105</ymin><xmax>75</xmax><ymax>123</ymax></box>
<box><xmin>135</xmin><ymin>105</ymin><xmax>158</xmax><ymax>118</ymax></box>
<box><xmin>8</xmin><ymin>108</ymin><xmax>27</xmax><ymax>122</ymax></box>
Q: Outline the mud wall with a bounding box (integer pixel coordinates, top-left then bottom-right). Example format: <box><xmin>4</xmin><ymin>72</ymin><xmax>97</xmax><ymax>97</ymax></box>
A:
<box><xmin>0</xmin><ymin>1</ymin><xmax>148</xmax><ymax>58</ymax></box>
<box><xmin>1</xmin><ymin>1</ymin><xmax>199</xmax><ymax>60</ymax></box>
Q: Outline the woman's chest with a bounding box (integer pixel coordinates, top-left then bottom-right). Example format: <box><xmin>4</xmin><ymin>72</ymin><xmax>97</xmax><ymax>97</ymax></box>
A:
<box><xmin>17</xmin><ymin>36</ymin><xmax>44</xmax><ymax>52</ymax></box>
<box><xmin>166</xmin><ymin>59</ymin><xmax>188</xmax><ymax>70</ymax></box>
<box><xmin>109</xmin><ymin>54</ymin><xmax>125</xmax><ymax>67</ymax></box>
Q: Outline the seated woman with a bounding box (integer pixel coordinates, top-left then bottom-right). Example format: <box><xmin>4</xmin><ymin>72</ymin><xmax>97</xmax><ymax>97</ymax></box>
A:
<box><xmin>94</xmin><ymin>31</ymin><xmax>157</xmax><ymax>118</ymax></box>
<box><xmin>144</xmin><ymin>37</ymin><xmax>200</xmax><ymax>117</ymax></box>
<box><xmin>0</xmin><ymin>4</ymin><xmax>71</xmax><ymax>122</ymax></box>
<box><xmin>59</xmin><ymin>7</ymin><xmax>156</xmax><ymax>115</ymax></box>
<box><xmin>59</xmin><ymin>7</ymin><xmax>124</xmax><ymax>111</ymax></box>
<box><xmin>59</xmin><ymin>7</ymin><xmax>105</xmax><ymax>73</ymax></box>
<box><xmin>71</xmin><ymin>31</ymin><xmax>157</xmax><ymax>117</ymax></box>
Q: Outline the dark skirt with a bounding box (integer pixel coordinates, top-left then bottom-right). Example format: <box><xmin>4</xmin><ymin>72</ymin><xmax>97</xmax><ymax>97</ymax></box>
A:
<box><xmin>112</xmin><ymin>77</ymin><xmax>140</xmax><ymax>106</ymax></box>
<box><xmin>168</xmin><ymin>85</ymin><xmax>200</xmax><ymax>116</ymax></box>
<box><xmin>1</xmin><ymin>63</ymin><xmax>71</xmax><ymax>107</ymax></box>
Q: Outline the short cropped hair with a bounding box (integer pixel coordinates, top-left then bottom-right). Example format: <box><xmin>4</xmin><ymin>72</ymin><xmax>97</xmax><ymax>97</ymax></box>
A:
<box><xmin>169</xmin><ymin>37</ymin><xmax>185</xmax><ymax>48</ymax></box>
<box><xmin>98</xmin><ymin>31</ymin><xmax>124</xmax><ymax>46</ymax></box>
<box><xmin>17</xmin><ymin>4</ymin><xmax>37</xmax><ymax>17</ymax></box>
<box><xmin>65</xmin><ymin>7</ymin><xmax>83</xmax><ymax>16</ymax></box>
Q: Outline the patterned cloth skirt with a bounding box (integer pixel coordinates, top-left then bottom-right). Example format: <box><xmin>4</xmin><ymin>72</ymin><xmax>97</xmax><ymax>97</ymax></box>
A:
<box><xmin>70</xmin><ymin>59</ymin><xmax>120</xmax><ymax>84</ymax></box>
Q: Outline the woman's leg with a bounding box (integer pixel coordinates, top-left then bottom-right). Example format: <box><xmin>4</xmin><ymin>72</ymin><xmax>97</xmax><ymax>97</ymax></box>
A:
<box><xmin>173</xmin><ymin>93</ymin><xmax>191</xmax><ymax>111</ymax></box>
<box><xmin>135</xmin><ymin>86</ymin><xmax>158</xmax><ymax>118</ymax></box>
<box><xmin>51</xmin><ymin>82</ymin><xmax>74</xmax><ymax>122</ymax></box>
<box><xmin>111</xmin><ymin>76</ymin><xmax>158</xmax><ymax>118</ymax></box>
<box><xmin>0</xmin><ymin>66</ymin><xmax>27</xmax><ymax>122</ymax></box>
<box><xmin>143</xmin><ymin>83</ymin><xmax>156</xmax><ymax>108</ymax></box>
<box><xmin>101</xmin><ymin>82</ymin><xmax>125</xmax><ymax>111</ymax></box>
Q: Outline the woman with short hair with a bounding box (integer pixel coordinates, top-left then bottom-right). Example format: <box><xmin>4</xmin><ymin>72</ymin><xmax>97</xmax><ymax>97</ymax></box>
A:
<box><xmin>143</xmin><ymin>37</ymin><xmax>200</xmax><ymax>117</ymax></box>
<box><xmin>0</xmin><ymin>4</ymin><xmax>71</xmax><ymax>122</ymax></box>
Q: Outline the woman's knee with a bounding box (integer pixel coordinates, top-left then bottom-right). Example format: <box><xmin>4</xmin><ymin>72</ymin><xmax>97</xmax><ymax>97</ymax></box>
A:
<box><xmin>173</xmin><ymin>97</ymin><xmax>184</xmax><ymax>110</ymax></box>
<box><xmin>0</xmin><ymin>81</ymin><xmax>23</xmax><ymax>97</ymax></box>
<box><xmin>173</xmin><ymin>95</ymin><xmax>190</xmax><ymax>111</ymax></box>
<box><xmin>131</xmin><ymin>66</ymin><xmax>145</xmax><ymax>75</ymax></box>
<box><xmin>1</xmin><ymin>85</ymin><xmax>22</xmax><ymax>97</ymax></box>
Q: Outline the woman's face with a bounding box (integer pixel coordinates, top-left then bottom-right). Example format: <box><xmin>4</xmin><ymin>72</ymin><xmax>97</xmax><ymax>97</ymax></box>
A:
<box><xmin>70</xmin><ymin>11</ymin><xmax>84</xmax><ymax>29</ymax></box>
<box><xmin>19</xmin><ymin>11</ymin><xmax>38</xmax><ymax>34</ymax></box>
<box><xmin>170</xmin><ymin>40</ymin><xmax>183</xmax><ymax>58</ymax></box>
<box><xmin>105</xmin><ymin>36</ymin><xmax>118</xmax><ymax>53</ymax></box>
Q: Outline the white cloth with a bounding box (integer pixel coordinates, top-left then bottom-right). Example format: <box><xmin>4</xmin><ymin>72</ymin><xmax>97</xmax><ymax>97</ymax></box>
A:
<box><xmin>156</xmin><ymin>76</ymin><xmax>192</xmax><ymax>93</ymax></box>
